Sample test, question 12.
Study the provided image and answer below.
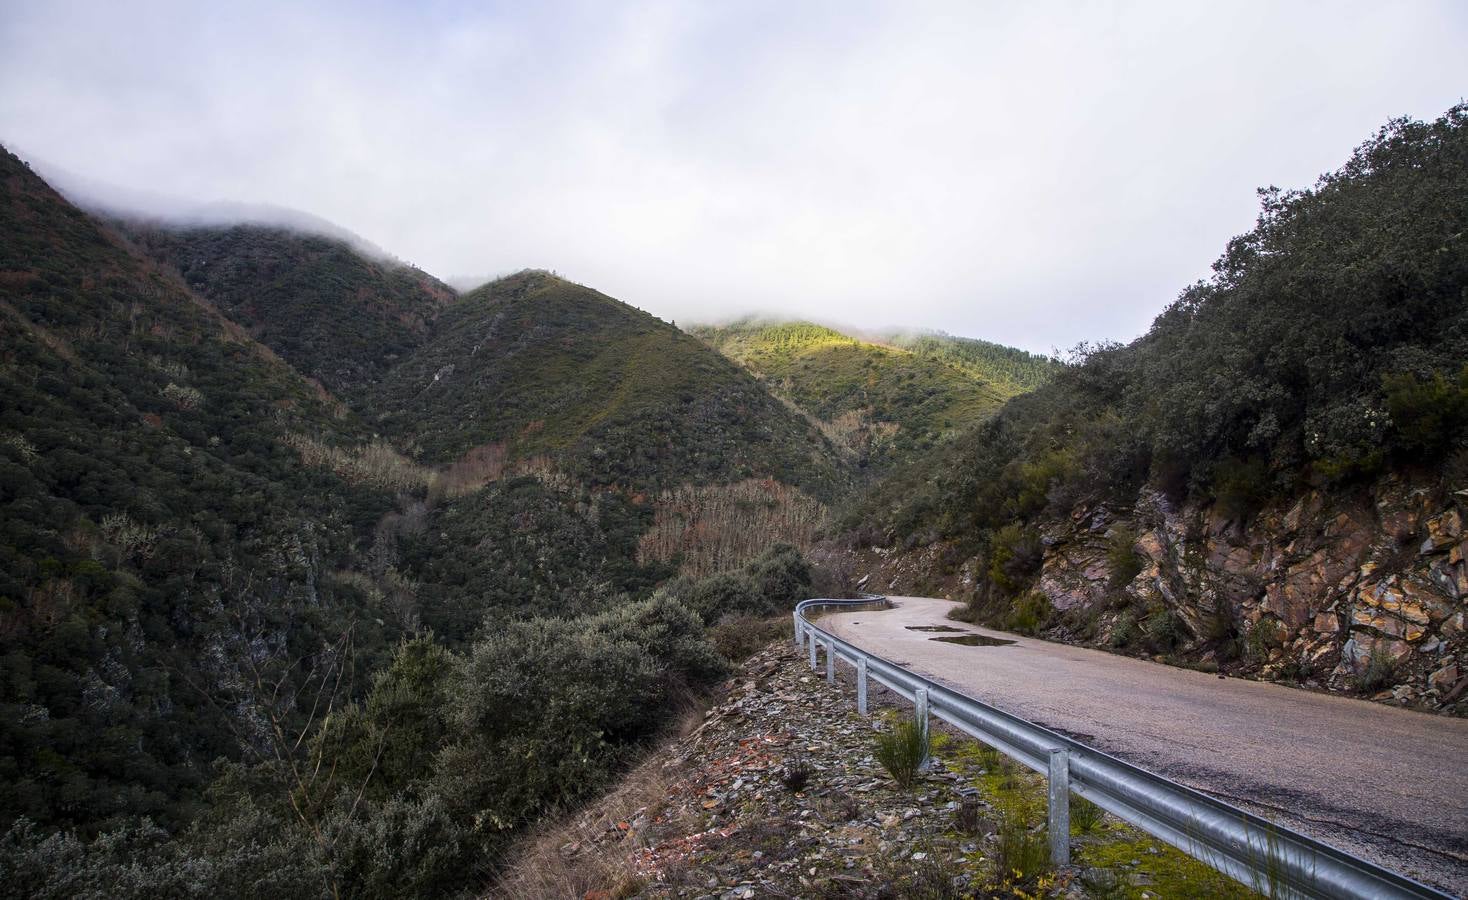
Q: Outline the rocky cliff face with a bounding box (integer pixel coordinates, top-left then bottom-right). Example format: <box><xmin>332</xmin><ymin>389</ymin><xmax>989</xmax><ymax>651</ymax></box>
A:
<box><xmin>856</xmin><ymin>477</ymin><xmax>1467</xmax><ymax>714</ymax></box>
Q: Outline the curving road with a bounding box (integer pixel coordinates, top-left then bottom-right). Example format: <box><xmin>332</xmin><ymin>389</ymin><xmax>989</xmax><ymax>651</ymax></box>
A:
<box><xmin>820</xmin><ymin>595</ymin><xmax>1468</xmax><ymax>895</ymax></box>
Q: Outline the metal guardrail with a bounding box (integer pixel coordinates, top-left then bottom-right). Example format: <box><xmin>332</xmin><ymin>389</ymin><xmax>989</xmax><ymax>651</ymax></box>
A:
<box><xmin>793</xmin><ymin>595</ymin><xmax>1452</xmax><ymax>900</ymax></box>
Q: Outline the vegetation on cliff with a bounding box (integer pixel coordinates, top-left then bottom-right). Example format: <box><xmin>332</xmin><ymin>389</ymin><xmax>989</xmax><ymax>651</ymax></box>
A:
<box><xmin>859</xmin><ymin>105</ymin><xmax>1468</xmax><ymax>558</ymax></box>
<box><xmin>0</xmin><ymin>146</ymin><xmax>409</xmax><ymax>833</ymax></box>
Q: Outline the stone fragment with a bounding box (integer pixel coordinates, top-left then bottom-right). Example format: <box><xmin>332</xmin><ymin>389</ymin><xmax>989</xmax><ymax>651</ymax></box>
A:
<box><xmin>1428</xmin><ymin>663</ymin><xmax>1459</xmax><ymax>693</ymax></box>
<box><xmin>1421</xmin><ymin>508</ymin><xmax>1462</xmax><ymax>554</ymax></box>
<box><xmin>1343</xmin><ymin>634</ymin><xmax>1412</xmax><ymax>670</ymax></box>
<box><xmin>1441</xmin><ymin>612</ymin><xmax>1465</xmax><ymax>639</ymax></box>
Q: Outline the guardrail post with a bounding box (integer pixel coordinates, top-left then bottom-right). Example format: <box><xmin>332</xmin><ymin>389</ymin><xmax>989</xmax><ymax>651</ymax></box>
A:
<box><xmin>793</xmin><ymin>611</ymin><xmax>801</xmax><ymax>646</ymax></box>
<box><xmin>825</xmin><ymin>639</ymin><xmax>836</xmax><ymax>683</ymax></box>
<box><xmin>914</xmin><ymin>688</ymin><xmax>930</xmax><ymax>769</ymax></box>
<box><xmin>856</xmin><ymin>657</ymin><xmax>868</xmax><ymax>715</ymax></box>
<box><xmin>808</xmin><ymin>630</ymin><xmax>818</xmax><ymax>671</ymax></box>
<box><xmin>1048</xmin><ymin>748</ymin><xmax>1070</xmax><ymax>867</ymax></box>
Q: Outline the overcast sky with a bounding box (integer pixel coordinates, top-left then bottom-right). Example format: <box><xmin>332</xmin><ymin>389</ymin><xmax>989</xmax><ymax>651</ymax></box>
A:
<box><xmin>2</xmin><ymin>1</ymin><xmax>1465</xmax><ymax>353</ymax></box>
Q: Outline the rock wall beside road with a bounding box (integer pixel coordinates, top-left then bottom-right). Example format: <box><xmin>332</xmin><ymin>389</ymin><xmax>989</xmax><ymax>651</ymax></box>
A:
<box><xmin>854</xmin><ymin>475</ymin><xmax>1467</xmax><ymax>713</ymax></box>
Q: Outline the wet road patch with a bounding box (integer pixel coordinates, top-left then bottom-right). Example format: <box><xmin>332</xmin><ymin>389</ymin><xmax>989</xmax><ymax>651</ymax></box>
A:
<box><xmin>905</xmin><ymin>625</ymin><xmax>964</xmax><ymax>633</ymax></box>
<box><xmin>930</xmin><ymin>634</ymin><xmax>1015</xmax><ymax>647</ymax></box>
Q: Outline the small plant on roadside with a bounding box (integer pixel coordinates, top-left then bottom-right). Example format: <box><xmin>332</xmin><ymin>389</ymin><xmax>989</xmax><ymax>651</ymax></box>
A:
<box><xmin>975</xmin><ymin>742</ymin><xmax>1003</xmax><ymax>770</ymax></box>
<box><xmin>1079</xmin><ymin>868</ymin><xmax>1130</xmax><ymax>900</ymax></box>
<box><xmin>780</xmin><ymin>757</ymin><xmax>813</xmax><ymax>793</ymax></box>
<box><xmin>1356</xmin><ymin>646</ymin><xmax>1398</xmax><ymax>694</ymax></box>
<box><xmin>815</xmin><ymin>790</ymin><xmax>862</xmax><ymax>823</ymax></box>
<box><xmin>954</xmin><ymin>793</ymin><xmax>991</xmax><ymax>836</ymax></box>
<box><xmin>874</xmin><ymin>719</ymin><xmax>928</xmax><ymax>789</ymax></box>
<box><xmin>993</xmin><ymin>812</ymin><xmax>1051</xmax><ymax>886</ymax></box>
<box><xmin>1006</xmin><ymin>592</ymin><xmax>1054</xmax><ymax>635</ymax></box>
<box><xmin>1071</xmin><ymin>794</ymin><xmax>1104</xmax><ymax>834</ymax></box>
<box><xmin>1276</xmin><ymin>656</ymin><xmax>1312</xmax><ymax>683</ymax></box>
<box><xmin>1245</xmin><ymin>619</ymin><xmax>1278</xmax><ymax>665</ymax></box>
<box><xmin>994</xmin><ymin>756</ymin><xmax>1024</xmax><ymax>793</ymax></box>
<box><xmin>1110</xmin><ymin>611</ymin><xmax>1137</xmax><ymax>649</ymax></box>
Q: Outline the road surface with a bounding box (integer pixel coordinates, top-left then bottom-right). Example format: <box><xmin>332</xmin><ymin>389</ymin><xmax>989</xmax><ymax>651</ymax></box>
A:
<box><xmin>820</xmin><ymin>595</ymin><xmax>1468</xmax><ymax>894</ymax></box>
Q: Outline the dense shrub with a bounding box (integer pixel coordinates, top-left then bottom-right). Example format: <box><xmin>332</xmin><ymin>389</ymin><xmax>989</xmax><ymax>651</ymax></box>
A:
<box><xmin>1210</xmin><ymin>457</ymin><xmax>1272</xmax><ymax>520</ymax></box>
<box><xmin>1383</xmin><ymin>365</ymin><xmax>1468</xmax><ymax>458</ymax></box>
<box><xmin>707</xmin><ymin>614</ymin><xmax>791</xmax><ymax>661</ymax></box>
<box><xmin>665</xmin><ymin>542</ymin><xmax>814</xmax><ymax>622</ymax></box>
<box><xmin>1005</xmin><ymin>593</ymin><xmax>1055</xmax><ymax>636</ymax></box>
<box><xmin>441</xmin><ymin>595</ymin><xmax>726</xmax><ymax>835</ymax></box>
<box><xmin>746</xmin><ymin>543</ymin><xmax>814</xmax><ymax>608</ymax></box>
<box><xmin>2</xmin><ymin>591</ymin><xmax>729</xmax><ymax>897</ymax></box>
<box><xmin>987</xmin><ymin>524</ymin><xmax>1044</xmax><ymax>596</ymax></box>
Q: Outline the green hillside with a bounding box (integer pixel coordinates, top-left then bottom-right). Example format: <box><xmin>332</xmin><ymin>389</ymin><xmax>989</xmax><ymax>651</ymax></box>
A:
<box><xmin>118</xmin><ymin>221</ymin><xmax>456</xmax><ymax>405</ymax></box>
<box><xmin>881</xmin><ymin>330</ymin><xmax>1061</xmax><ymax>393</ymax></box>
<box><xmin>376</xmin><ymin>273</ymin><xmax>847</xmax><ymax>497</ymax></box>
<box><xmin>0</xmin><ymin>147</ymin><xmax>413</xmax><ymax>832</ymax></box>
<box><xmin>856</xmin><ymin>104</ymin><xmax>1468</xmax><ymax>576</ymax></box>
<box><xmin>691</xmin><ymin>319</ymin><xmax>1044</xmax><ymax>470</ymax></box>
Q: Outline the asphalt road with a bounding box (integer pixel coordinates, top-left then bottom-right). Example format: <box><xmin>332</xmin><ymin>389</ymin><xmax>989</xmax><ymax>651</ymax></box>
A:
<box><xmin>820</xmin><ymin>595</ymin><xmax>1468</xmax><ymax>895</ymax></box>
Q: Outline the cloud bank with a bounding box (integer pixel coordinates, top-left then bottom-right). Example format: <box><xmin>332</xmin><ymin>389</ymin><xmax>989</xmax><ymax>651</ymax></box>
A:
<box><xmin>2</xmin><ymin>1</ymin><xmax>1465</xmax><ymax>352</ymax></box>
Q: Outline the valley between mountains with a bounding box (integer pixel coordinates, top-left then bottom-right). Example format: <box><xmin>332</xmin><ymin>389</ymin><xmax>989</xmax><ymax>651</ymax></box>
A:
<box><xmin>2</xmin><ymin>104</ymin><xmax>1467</xmax><ymax>899</ymax></box>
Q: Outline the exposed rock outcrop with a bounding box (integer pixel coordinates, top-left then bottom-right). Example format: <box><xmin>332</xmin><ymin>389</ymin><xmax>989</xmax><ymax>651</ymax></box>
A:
<box><xmin>856</xmin><ymin>477</ymin><xmax>1468</xmax><ymax>713</ymax></box>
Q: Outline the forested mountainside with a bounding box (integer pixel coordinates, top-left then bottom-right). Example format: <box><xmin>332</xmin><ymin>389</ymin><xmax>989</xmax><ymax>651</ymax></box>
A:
<box><xmin>0</xmin><ymin>146</ymin><xmax>406</xmax><ymax>832</ymax></box>
<box><xmin>691</xmin><ymin>320</ymin><xmax>1053</xmax><ymax>471</ymax></box>
<box><xmin>376</xmin><ymin>274</ymin><xmax>846</xmax><ymax>497</ymax></box>
<box><xmin>879</xmin><ymin>330</ymin><xmax>1060</xmax><ymax>393</ymax></box>
<box><xmin>0</xmin><ymin>146</ymin><xmax>857</xmax><ymax>896</ymax></box>
<box><xmin>117</xmin><ymin>221</ymin><xmax>456</xmax><ymax>406</ymax></box>
<box><xmin>850</xmin><ymin>106</ymin><xmax>1468</xmax><ymax>711</ymax></box>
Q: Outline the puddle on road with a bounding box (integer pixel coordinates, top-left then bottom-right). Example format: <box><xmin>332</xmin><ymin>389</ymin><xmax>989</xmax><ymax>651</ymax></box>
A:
<box><xmin>905</xmin><ymin>625</ymin><xmax>964</xmax><ymax>633</ymax></box>
<box><xmin>929</xmin><ymin>634</ymin><xmax>1016</xmax><ymax>647</ymax></box>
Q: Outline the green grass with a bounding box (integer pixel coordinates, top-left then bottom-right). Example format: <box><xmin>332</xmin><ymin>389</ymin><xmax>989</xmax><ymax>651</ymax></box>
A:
<box><xmin>942</xmin><ymin>734</ymin><xmax>1259</xmax><ymax>897</ymax></box>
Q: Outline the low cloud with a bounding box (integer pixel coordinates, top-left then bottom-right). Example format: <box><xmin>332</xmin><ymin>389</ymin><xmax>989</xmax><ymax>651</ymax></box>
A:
<box><xmin>2</xmin><ymin>1</ymin><xmax>1465</xmax><ymax>352</ymax></box>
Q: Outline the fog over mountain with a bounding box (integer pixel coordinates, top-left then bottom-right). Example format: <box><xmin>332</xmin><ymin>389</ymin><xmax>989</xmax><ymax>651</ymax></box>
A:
<box><xmin>2</xmin><ymin>1</ymin><xmax>1465</xmax><ymax>352</ymax></box>
<box><xmin>31</xmin><ymin>160</ymin><xmax>397</xmax><ymax>262</ymax></box>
